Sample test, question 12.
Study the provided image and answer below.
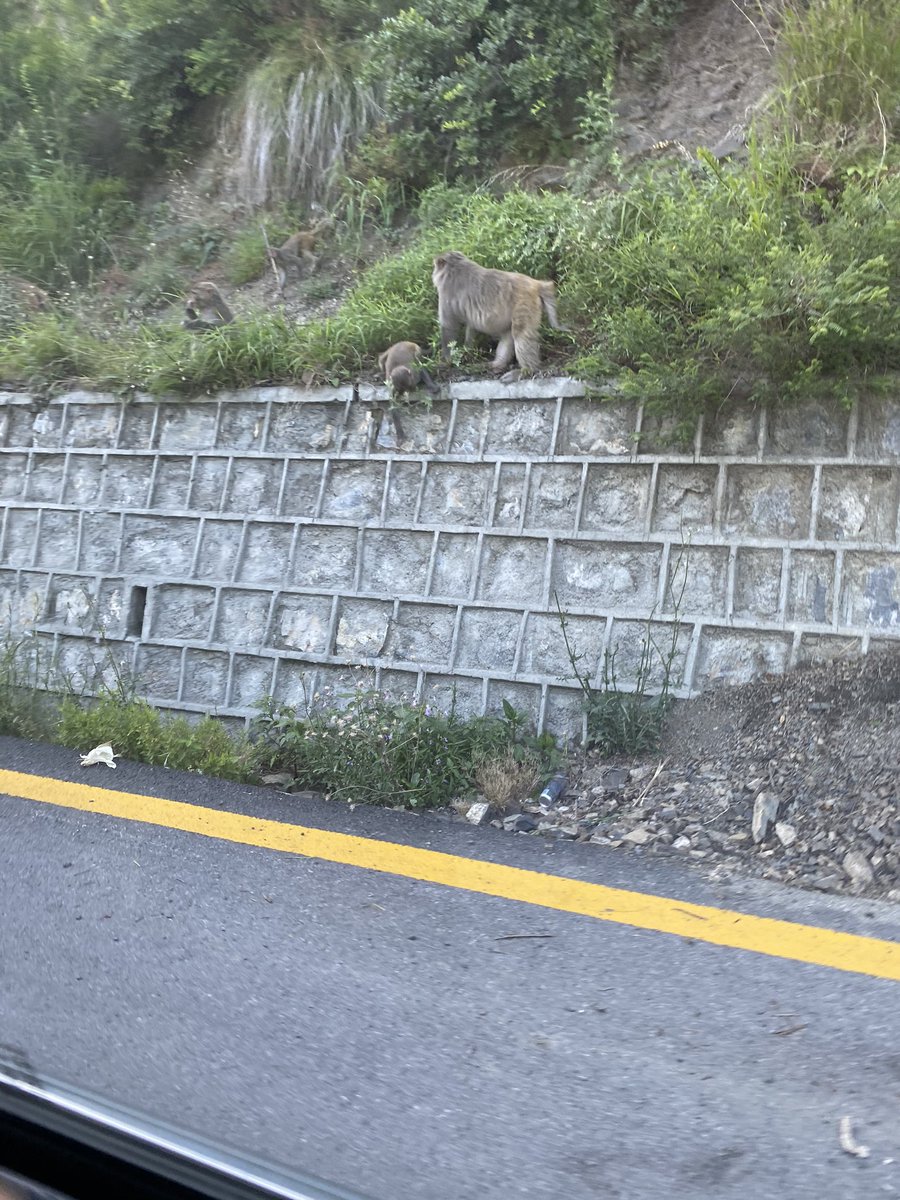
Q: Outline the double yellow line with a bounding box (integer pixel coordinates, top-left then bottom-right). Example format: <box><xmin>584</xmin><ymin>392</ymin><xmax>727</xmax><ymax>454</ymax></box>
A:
<box><xmin>2</xmin><ymin>767</ymin><xmax>899</xmax><ymax>982</ymax></box>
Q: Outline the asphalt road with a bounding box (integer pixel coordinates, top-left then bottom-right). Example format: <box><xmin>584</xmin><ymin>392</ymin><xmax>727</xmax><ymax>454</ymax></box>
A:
<box><xmin>1</xmin><ymin>733</ymin><xmax>900</xmax><ymax>1200</ymax></box>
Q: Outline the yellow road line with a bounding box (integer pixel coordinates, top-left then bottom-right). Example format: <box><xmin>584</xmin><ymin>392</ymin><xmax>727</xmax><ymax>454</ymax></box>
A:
<box><xmin>2</xmin><ymin>767</ymin><xmax>899</xmax><ymax>982</ymax></box>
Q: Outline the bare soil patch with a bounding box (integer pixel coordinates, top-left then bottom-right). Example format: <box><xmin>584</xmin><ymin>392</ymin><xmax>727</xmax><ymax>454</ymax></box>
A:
<box><xmin>523</xmin><ymin>652</ymin><xmax>900</xmax><ymax>900</ymax></box>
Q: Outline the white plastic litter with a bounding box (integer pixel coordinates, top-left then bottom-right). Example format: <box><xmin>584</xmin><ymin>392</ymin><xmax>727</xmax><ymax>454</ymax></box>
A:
<box><xmin>79</xmin><ymin>743</ymin><xmax>119</xmax><ymax>769</ymax></box>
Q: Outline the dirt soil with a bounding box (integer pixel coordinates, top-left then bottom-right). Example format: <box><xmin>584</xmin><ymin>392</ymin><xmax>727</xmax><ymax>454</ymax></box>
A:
<box><xmin>516</xmin><ymin>651</ymin><xmax>900</xmax><ymax>902</ymax></box>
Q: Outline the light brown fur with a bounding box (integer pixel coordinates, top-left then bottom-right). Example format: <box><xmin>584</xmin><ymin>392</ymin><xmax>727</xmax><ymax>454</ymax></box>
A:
<box><xmin>378</xmin><ymin>341</ymin><xmax>438</xmax><ymax>397</ymax></box>
<box><xmin>267</xmin><ymin>218</ymin><xmax>332</xmax><ymax>295</ymax></box>
<box><xmin>182</xmin><ymin>281</ymin><xmax>234</xmax><ymax>331</ymax></box>
<box><xmin>432</xmin><ymin>250</ymin><xmax>567</xmax><ymax>373</ymax></box>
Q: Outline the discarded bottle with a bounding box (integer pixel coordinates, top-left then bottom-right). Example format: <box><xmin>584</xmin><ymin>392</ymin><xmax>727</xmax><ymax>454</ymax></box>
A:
<box><xmin>539</xmin><ymin>773</ymin><xmax>567</xmax><ymax>808</ymax></box>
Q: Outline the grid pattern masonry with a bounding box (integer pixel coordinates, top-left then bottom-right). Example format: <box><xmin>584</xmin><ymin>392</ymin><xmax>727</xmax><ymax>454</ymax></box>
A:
<box><xmin>2</xmin><ymin>379</ymin><xmax>900</xmax><ymax>735</ymax></box>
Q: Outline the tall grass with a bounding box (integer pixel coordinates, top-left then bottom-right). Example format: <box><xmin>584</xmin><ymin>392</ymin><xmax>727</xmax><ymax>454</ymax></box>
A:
<box><xmin>223</xmin><ymin>51</ymin><xmax>381</xmax><ymax>210</ymax></box>
<box><xmin>770</xmin><ymin>0</ymin><xmax>899</xmax><ymax>160</ymax></box>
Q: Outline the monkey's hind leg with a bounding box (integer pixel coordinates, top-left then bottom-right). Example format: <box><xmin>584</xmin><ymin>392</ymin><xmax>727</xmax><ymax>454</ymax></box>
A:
<box><xmin>490</xmin><ymin>333</ymin><xmax>516</xmax><ymax>373</ymax></box>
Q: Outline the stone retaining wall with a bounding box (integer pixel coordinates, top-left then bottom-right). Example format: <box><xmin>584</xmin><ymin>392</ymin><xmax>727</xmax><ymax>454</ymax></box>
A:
<box><xmin>1</xmin><ymin>381</ymin><xmax>899</xmax><ymax>735</ymax></box>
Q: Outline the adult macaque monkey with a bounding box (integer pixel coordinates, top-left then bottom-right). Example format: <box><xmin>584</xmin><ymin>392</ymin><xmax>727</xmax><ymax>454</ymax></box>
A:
<box><xmin>182</xmin><ymin>281</ymin><xmax>234</xmax><ymax>331</ymax></box>
<box><xmin>432</xmin><ymin>250</ymin><xmax>568</xmax><ymax>376</ymax></box>
<box><xmin>378</xmin><ymin>341</ymin><xmax>439</xmax><ymax>398</ymax></box>
<box><xmin>266</xmin><ymin>217</ymin><xmax>332</xmax><ymax>296</ymax></box>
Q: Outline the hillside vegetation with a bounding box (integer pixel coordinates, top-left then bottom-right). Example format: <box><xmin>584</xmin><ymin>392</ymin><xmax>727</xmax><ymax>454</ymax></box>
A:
<box><xmin>0</xmin><ymin>0</ymin><xmax>898</xmax><ymax>423</ymax></box>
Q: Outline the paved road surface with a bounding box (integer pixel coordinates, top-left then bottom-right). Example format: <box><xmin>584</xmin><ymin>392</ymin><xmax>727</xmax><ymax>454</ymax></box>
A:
<box><xmin>1</xmin><ymin>734</ymin><xmax>899</xmax><ymax>1199</ymax></box>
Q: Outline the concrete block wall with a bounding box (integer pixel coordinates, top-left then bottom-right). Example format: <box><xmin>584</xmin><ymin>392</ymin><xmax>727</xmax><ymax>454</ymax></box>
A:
<box><xmin>1</xmin><ymin>381</ymin><xmax>899</xmax><ymax>736</ymax></box>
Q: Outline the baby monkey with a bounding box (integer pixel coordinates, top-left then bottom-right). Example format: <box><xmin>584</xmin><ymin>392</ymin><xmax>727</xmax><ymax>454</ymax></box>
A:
<box><xmin>378</xmin><ymin>341</ymin><xmax>438</xmax><ymax>398</ymax></box>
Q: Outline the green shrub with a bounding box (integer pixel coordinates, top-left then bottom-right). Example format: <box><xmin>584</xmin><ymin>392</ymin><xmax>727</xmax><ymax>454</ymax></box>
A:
<box><xmin>251</xmin><ymin>688</ymin><xmax>555</xmax><ymax>808</ymax></box>
<box><xmin>57</xmin><ymin>693</ymin><xmax>255</xmax><ymax>782</ymax></box>
<box><xmin>363</xmin><ymin>0</ymin><xmax>615</xmax><ymax>184</ymax></box>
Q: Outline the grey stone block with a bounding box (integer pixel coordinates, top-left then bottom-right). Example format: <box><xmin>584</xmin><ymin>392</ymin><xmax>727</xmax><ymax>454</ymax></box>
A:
<box><xmin>787</xmin><ymin>551</ymin><xmax>835</xmax><ymax>625</ymax></box>
<box><xmin>189</xmin><ymin>458</ymin><xmax>228</xmax><ymax>512</ymax></box>
<box><xmin>733</xmin><ymin>548</ymin><xmax>783</xmax><ymax>620</ymax></box>
<box><xmin>552</xmin><ymin>541</ymin><xmax>662</xmax><ymax>609</ymax></box>
<box><xmin>30</xmin><ymin>407</ymin><xmax>63</xmax><ymax>448</ymax></box>
<box><xmin>181</xmin><ymin>649</ymin><xmax>229</xmax><ymax>705</ymax></box>
<box><xmin>195</xmin><ymin>520</ymin><xmax>243</xmax><ymax>580</ymax></box>
<box><xmin>724</xmin><ymin>465</ymin><xmax>813</xmax><ymax>538</ymax></box>
<box><xmin>430</xmin><ymin>532</ymin><xmax>478</xmax><ymax>599</ymax></box>
<box><xmin>63</xmin><ymin>405</ymin><xmax>120</xmax><ymax>448</ymax></box>
<box><xmin>320</xmin><ymin>462</ymin><xmax>385</xmax><ymax>523</ymax></box>
<box><xmin>224</xmin><ymin>458</ymin><xmax>284</xmax><ymax>516</ymax></box>
<box><xmin>702</xmin><ymin>407</ymin><xmax>761</xmax><ymax>456</ymax></box>
<box><xmin>840</xmin><ymin>553</ymin><xmax>900</xmax><ymax>629</ymax></box>
<box><xmin>214</xmin><ymin>588</ymin><xmax>272</xmax><ymax>647</ymax></box>
<box><xmin>361</xmin><ymin>529</ymin><xmax>431</xmax><ymax>594</ymax></box>
<box><xmin>34</xmin><ymin>510</ymin><xmax>80</xmax><ymax>568</ymax></box>
<box><xmin>392</xmin><ymin>402</ymin><xmax>452</xmax><ymax>455</ymax></box>
<box><xmin>665</xmin><ymin>545</ymin><xmax>729</xmax><ymax>617</ymax></box>
<box><xmin>818</xmin><ymin>467</ymin><xmax>900</xmax><ymax>542</ymax></box>
<box><xmin>120</xmin><ymin>516</ymin><xmax>198</xmax><ymax>576</ymax></box>
<box><xmin>694</xmin><ymin>627</ymin><xmax>792</xmax><ymax>687</ymax></box>
<box><xmin>281</xmin><ymin>459</ymin><xmax>326</xmax><ymax>518</ymax></box>
<box><xmin>117</xmin><ymin>403</ymin><xmax>156</xmax><ymax>450</ymax></box>
<box><xmin>26</xmin><ymin>454</ymin><xmax>64</xmax><ymax>502</ymax></box>
<box><xmin>104</xmin><ymin>456</ymin><xmax>154</xmax><ymax>507</ymax></box>
<box><xmin>421</xmin><ymin>672</ymin><xmax>484</xmax><ymax>718</ymax></box>
<box><xmin>62</xmin><ymin>454</ymin><xmax>104</xmax><ymax>505</ymax></box>
<box><xmin>448</xmin><ymin>402</ymin><xmax>487</xmax><ymax>455</ymax></box>
<box><xmin>543</xmin><ymin>687</ymin><xmax>586</xmax><ymax>739</ymax></box>
<box><xmin>556</xmin><ymin>399</ymin><xmax>636</xmax><ymax>456</ymax></box>
<box><xmin>45</xmin><ymin>575</ymin><xmax>94</xmax><ymax>629</ymax></box>
<box><xmin>78</xmin><ymin>512</ymin><xmax>121</xmax><ymax>572</ymax></box>
<box><xmin>580</xmin><ymin>464</ymin><xmax>651</xmax><ymax>533</ymax></box>
<box><xmin>767</xmin><ymin>401</ymin><xmax>848</xmax><ymax>458</ymax></box>
<box><xmin>267</xmin><ymin>402</ymin><xmax>340</xmax><ymax>452</ymax></box>
<box><xmin>271</xmin><ymin>658</ymin><xmax>318</xmax><ymax>711</ymax></box>
<box><xmin>334</xmin><ymin>598</ymin><xmax>392</xmax><ymax>656</ymax></box>
<box><xmin>637</xmin><ymin>412</ymin><xmax>694</xmax><ymax>456</ymax></box>
<box><xmin>0</xmin><ymin>399</ymin><xmax>31</xmax><ymax>447</ymax></box>
<box><xmin>485</xmin><ymin>679</ymin><xmax>541</xmax><ymax>726</ymax></box>
<box><xmin>272</xmin><ymin>594</ymin><xmax>333</xmax><ymax>653</ymax></box>
<box><xmin>605</xmin><ymin>618</ymin><xmax>691</xmax><ymax>688</ymax></box>
<box><xmin>455</xmin><ymin>607</ymin><xmax>522</xmax><ymax>670</ymax></box>
<box><xmin>385</xmin><ymin>602</ymin><xmax>456</xmax><ymax>665</ymax></box>
<box><xmin>486</xmin><ymin>400</ymin><xmax>557</xmax><ymax>455</ymax></box>
<box><xmin>383</xmin><ymin>461</ymin><xmax>424</xmax><ymax>526</ymax></box>
<box><xmin>238</xmin><ymin>522</ymin><xmax>294</xmax><ymax>585</ymax></box>
<box><xmin>218</xmin><ymin>404</ymin><xmax>267</xmax><ymax>450</ymax></box>
<box><xmin>293</xmin><ymin>525</ymin><xmax>358</xmax><ymax>590</ymax></box>
<box><xmin>523</xmin><ymin>463</ymin><xmax>580</xmax><ymax>532</ymax></box>
<box><xmin>230</xmin><ymin>653</ymin><xmax>276</xmax><ymax>707</ymax></box>
<box><xmin>376</xmin><ymin>668</ymin><xmax>421</xmax><ymax>702</ymax></box>
<box><xmin>135</xmin><ymin>643</ymin><xmax>183</xmax><ymax>698</ymax></box>
<box><xmin>0</xmin><ymin>453</ymin><xmax>27</xmax><ymax>498</ymax></box>
<box><xmin>652</xmin><ymin>464</ymin><xmax>719</xmax><ymax>533</ymax></box>
<box><xmin>477</xmin><ymin>537</ymin><xmax>548</xmax><ymax>606</ymax></box>
<box><xmin>340</xmin><ymin>401</ymin><xmax>376</xmax><ymax>456</ymax></box>
<box><xmin>1</xmin><ymin>572</ymin><xmax>47</xmax><ymax>630</ymax></box>
<box><xmin>492</xmin><ymin>463</ymin><xmax>527</xmax><ymax>528</ymax></box>
<box><xmin>855</xmin><ymin>397</ymin><xmax>900</xmax><ymax>461</ymax></box>
<box><xmin>150</xmin><ymin>584</ymin><xmax>216</xmax><ymax>640</ymax></box>
<box><xmin>420</xmin><ymin>462</ymin><xmax>492</xmax><ymax>527</ymax></box>
<box><xmin>55</xmin><ymin>635</ymin><xmax>108</xmax><ymax>693</ymax></box>
<box><xmin>151</xmin><ymin>456</ymin><xmax>193</xmax><ymax>511</ymax></box>
<box><xmin>797</xmin><ymin>633</ymin><xmax>862</xmax><ymax>664</ymax></box>
<box><xmin>520</xmin><ymin>611</ymin><xmax>605</xmax><ymax>678</ymax></box>
<box><xmin>96</xmin><ymin>579</ymin><xmax>129</xmax><ymax>637</ymax></box>
<box><xmin>157</xmin><ymin>403</ymin><xmax>218</xmax><ymax>451</ymax></box>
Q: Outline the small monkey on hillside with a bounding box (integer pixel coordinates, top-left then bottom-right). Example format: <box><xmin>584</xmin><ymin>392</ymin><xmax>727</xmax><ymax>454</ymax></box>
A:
<box><xmin>432</xmin><ymin>250</ymin><xmax>568</xmax><ymax>376</ymax></box>
<box><xmin>182</xmin><ymin>281</ymin><xmax>234</xmax><ymax>332</ymax></box>
<box><xmin>378</xmin><ymin>341</ymin><xmax>438</xmax><ymax>398</ymax></box>
<box><xmin>266</xmin><ymin>217</ymin><xmax>332</xmax><ymax>296</ymax></box>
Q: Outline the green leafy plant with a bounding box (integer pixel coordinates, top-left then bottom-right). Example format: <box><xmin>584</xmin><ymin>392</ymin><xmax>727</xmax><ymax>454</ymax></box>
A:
<box><xmin>251</xmin><ymin>686</ymin><xmax>556</xmax><ymax>808</ymax></box>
